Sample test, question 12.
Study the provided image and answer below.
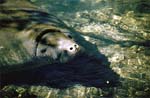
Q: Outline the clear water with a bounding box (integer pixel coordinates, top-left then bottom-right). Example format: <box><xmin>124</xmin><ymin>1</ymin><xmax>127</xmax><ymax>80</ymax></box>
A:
<box><xmin>1</xmin><ymin>0</ymin><xmax>150</xmax><ymax>98</ymax></box>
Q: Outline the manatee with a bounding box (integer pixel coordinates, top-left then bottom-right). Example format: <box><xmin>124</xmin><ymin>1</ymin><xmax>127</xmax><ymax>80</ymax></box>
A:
<box><xmin>0</xmin><ymin>0</ymin><xmax>81</xmax><ymax>74</ymax></box>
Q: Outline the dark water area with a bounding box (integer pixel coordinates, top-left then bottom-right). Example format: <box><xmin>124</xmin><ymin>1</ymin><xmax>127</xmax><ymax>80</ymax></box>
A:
<box><xmin>1</xmin><ymin>54</ymin><xmax>118</xmax><ymax>88</ymax></box>
<box><xmin>0</xmin><ymin>0</ymin><xmax>150</xmax><ymax>98</ymax></box>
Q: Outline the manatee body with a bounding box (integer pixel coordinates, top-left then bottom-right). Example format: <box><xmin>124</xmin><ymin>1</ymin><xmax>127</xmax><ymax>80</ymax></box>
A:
<box><xmin>0</xmin><ymin>0</ymin><xmax>81</xmax><ymax>74</ymax></box>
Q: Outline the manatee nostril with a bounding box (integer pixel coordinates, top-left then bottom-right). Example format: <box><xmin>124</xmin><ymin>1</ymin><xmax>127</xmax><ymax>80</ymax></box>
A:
<box><xmin>70</xmin><ymin>47</ymin><xmax>73</xmax><ymax>50</ymax></box>
<box><xmin>41</xmin><ymin>48</ymin><xmax>47</xmax><ymax>53</ymax></box>
<box><xmin>74</xmin><ymin>44</ymin><xmax>78</xmax><ymax>48</ymax></box>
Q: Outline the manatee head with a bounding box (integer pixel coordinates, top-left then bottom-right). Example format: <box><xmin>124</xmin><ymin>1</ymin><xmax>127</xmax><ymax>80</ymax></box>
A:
<box><xmin>36</xmin><ymin>31</ymin><xmax>81</xmax><ymax>63</ymax></box>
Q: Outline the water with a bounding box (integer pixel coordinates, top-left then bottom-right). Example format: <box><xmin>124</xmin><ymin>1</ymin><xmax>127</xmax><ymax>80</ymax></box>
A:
<box><xmin>1</xmin><ymin>0</ymin><xmax>150</xmax><ymax>98</ymax></box>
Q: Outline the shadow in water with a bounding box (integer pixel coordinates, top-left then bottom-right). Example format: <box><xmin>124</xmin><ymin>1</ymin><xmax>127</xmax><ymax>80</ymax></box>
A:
<box><xmin>81</xmin><ymin>32</ymin><xmax>150</xmax><ymax>48</ymax></box>
<box><xmin>1</xmin><ymin>52</ymin><xmax>119</xmax><ymax>89</ymax></box>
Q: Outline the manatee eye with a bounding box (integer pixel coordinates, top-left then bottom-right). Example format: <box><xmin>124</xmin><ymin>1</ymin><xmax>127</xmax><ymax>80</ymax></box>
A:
<box><xmin>41</xmin><ymin>48</ymin><xmax>47</xmax><ymax>53</ymax></box>
<box><xmin>68</xmin><ymin>35</ymin><xmax>72</xmax><ymax>39</ymax></box>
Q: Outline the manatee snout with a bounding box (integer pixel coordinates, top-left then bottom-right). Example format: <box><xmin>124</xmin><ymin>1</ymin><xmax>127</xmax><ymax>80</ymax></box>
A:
<box><xmin>36</xmin><ymin>32</ymin><xmax>82</xmax><ymax>63</ymax></box>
